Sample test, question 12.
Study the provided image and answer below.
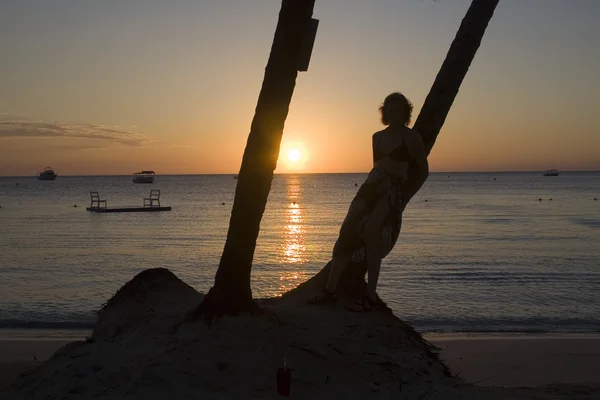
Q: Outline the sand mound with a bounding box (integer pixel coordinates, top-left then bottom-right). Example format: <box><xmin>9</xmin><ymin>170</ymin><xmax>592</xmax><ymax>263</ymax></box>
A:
<box><xmin>3</xmin><ymin>269</ymin><xmax>561</xmax><ymax>399</ymax></box>
<box><xmin>93</xmin><ymin>268</ymin><xmax>202</xmax><ymax>342</ymax></box>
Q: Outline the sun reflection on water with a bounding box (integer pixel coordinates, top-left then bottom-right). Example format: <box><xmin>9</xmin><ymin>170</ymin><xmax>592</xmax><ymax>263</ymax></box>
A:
<box><xmin>282</xmin><ymin>203</ymin><xmax>305</xmax><ymax>263</ymax></box>
<box><xmin>277</xmin><ymin>177</ymin><xmax>309</xmax><ymax>293</ymax></box>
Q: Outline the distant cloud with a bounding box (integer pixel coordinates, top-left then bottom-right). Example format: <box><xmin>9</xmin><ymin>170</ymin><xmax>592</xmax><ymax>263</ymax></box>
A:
<box><xmin>52</xmin><ymin>144</ymin><xmax>107</xmax><ymax>150</ymax></box>
<box><xmin>0</xmin><ymin>117</ymin><xmax>151</xmax><ymax>146</ymax></box>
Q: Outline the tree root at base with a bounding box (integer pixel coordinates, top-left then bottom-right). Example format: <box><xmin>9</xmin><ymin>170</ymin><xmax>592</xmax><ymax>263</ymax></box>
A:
<box><xmin>187</xmin><ymin>286</ymin><xmax>261</xmax><ymax>326</ymax></box>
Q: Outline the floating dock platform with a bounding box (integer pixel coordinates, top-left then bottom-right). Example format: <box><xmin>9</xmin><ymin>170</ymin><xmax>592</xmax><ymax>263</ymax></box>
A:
<box><xmin>86</xmin><ymin>206</ymin><xmax>171</xmax><ymax>213</ymax></box>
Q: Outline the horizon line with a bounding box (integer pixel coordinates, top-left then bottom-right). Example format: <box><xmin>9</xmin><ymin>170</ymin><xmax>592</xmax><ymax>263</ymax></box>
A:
<box><xmin>2</xmin><ymin>169</ymin><xmax>599</xmax><ymax>178</ymax></box>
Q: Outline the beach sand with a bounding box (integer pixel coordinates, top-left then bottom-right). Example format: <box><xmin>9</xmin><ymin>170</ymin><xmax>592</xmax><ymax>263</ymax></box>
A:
<box><xmin>425</xmin><ymin>334</ymin><xmax>600</xmax><ymax>388</ymax></box>
<box><xmin>2</xmin><ymin>335</ymin><xmax>600</xmax><ymax>391</ymax></box>
<box><xmin>1</xmin><ymin>269</ymin><xmax>599</xmax><ymax>399</ymax></box>
<box><xmin>0</xmin><ymin>339</ymin><xmax>72</xmax><ymax>389</ymax></box>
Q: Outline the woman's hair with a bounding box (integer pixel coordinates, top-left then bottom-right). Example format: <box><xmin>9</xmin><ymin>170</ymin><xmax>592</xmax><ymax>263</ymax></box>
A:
<box><xmin>379</xmin><ymin>92</ymin><xmax>413</xmax><ymax>126</ymax></box>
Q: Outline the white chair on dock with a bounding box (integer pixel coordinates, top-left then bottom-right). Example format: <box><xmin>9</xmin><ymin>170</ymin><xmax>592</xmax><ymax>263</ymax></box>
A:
<box><xmin>90</xmin><ymin>191</ymin><xmax>107</xmax><ymax>209</ymax></box>
<box><xmin>144</xmin><ymin>190</ymin><xmax>161</xmax><ymax>208</ymax></box>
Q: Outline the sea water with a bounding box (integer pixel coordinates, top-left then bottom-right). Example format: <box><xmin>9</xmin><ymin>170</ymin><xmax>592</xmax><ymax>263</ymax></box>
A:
<box><xmin>0</xmin><ymin>172</ymin><xmax>598</xmax><ymax>334</ymax></box>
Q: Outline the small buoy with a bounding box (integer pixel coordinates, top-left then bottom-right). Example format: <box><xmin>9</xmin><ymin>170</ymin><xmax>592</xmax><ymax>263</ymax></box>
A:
<box><xmin>354</xmin><ymin>183</ymin><xmax>358</xmax><ymax>187</ymax></box>
<box><xmin>16</xmin><ymin>183</ymin><xmax>19</xmax><ymax>186</ymax></box>
<box><xmin>493</xmin><ymin>178</ymin><xmax>497</xmax><ymax>181</ymax></box>
<box><xmin>447</xmin><ymin>175</ymin><xmax>450</xmax><ymax>178</ymax></box>
<box><xmin>549</xmin><ymin>198</ymin><xmax>552</xmax><ymax>201</ymax></box>
<box><xmin>74</xmin><ymin>205</ymin><xmax>77</xmax><ymax>208</ymax></box>
<box><xmin>424</xmin><ymin>199</ymin><xmax>428</xmax><ymax>202</ymax></box>
<box><xmin>221</xmin><ymin>202</ymin><xmax>225</xmax><ymax>205</ymax></box>
<box><xmin>595</xmin><ymin>198</ymin><xmax>597</xmax><ymax>201</ymax></box>
<box><xmin>538</xmin><ymin>198</ymin><xmax>542</xmax><ymax>201</ymax></box>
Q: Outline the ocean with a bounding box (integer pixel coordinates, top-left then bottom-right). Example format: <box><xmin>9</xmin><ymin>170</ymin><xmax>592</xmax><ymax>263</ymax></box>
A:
<box><xmin>0</xmin><ymin>172</ymin><xmax>599</xmax><ymax>335</ymax></box>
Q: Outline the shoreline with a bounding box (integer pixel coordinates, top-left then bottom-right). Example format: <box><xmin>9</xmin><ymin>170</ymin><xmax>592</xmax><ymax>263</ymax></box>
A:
<box><xmin>424</xmin><ymin>331</ymin><xmax>600</xmax><ymax>341</ymax></box>
<box><xmin>0</xmin><ymin>328</ymin><xmax>91</xmax><ymax>340</ymax></box>
<box><xmin>2</xmin><ymin>327</ymin><xmax>599</xmax><ymax>341</ymax></box>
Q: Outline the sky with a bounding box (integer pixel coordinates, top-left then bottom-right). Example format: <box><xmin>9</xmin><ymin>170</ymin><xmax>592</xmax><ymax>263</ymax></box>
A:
<box><xmin>1</xmin><ymin>0</ymin><xmax>599</xmax><ymax>176</ymax></box>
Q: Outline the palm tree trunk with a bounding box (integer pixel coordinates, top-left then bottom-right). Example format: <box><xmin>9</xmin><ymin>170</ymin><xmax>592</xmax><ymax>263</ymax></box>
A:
<box><xmin>287</xmin><ymin>0</ymin><xmax>500</xmax><ymax>299</ymax></box>
<box><xmin>195</xmin><ymin>0</ymin><xmax>316</xmax><ymax>318</ymax></box>
<box><xmin>403</xmin><ymin>0</ymin><xmax>500</xmax><ymax>204</ymax></box>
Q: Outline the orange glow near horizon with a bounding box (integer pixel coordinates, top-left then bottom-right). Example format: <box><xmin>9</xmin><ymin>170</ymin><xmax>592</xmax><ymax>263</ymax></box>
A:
<box><xmin>1</xmin><ymin>2</ymin><xmax>600</xmax><ymax>175</ymax></box>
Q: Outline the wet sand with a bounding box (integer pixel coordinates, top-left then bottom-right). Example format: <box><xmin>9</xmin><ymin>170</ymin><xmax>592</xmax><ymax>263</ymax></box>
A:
<box><xmin>425</xmin><ymin>333</ymin><xmax>600</xmax><ymax>387</ymax></box>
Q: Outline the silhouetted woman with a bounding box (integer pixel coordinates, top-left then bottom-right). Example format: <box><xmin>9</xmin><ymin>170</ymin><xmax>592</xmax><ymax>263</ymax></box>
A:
<box><xmin>310</xmin><ymin>92</ymin><xmax>428</xmax><ymax>311</ymax></box>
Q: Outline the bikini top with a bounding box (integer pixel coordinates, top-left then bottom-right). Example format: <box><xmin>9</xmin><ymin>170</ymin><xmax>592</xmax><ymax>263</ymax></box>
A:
<box><xmin>374</xmin><ymin>140</ymin><xmax>411</xmax><ymax>163</ymax></box>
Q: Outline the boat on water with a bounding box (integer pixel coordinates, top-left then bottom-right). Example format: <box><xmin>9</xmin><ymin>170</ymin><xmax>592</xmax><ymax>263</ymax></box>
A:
<box><xmin>543</xmin><ymin>169</ymin><xmax>560</xmax><ymax>177</ymax></box>
<box><xmin>133</xmin><ymin>170</ymin><xmax>155</xmax><ymax>183</ymax></box>
<box><xmin>37</xmin><ymin>167</ymin><xmax>58</xmax><ymax>180</ymax></box>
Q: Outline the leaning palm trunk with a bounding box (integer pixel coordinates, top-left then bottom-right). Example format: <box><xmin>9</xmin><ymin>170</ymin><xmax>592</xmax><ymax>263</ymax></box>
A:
<box><xmin>404</xmin><ymin>0</ymin><xmax>501</xmax><ymax>203</ymax></box>
<box><xmin>286</xmin><ymin>0</ymin><xmax>500</xmax><ymax>299</ymax></box>
<box><xmin>195</xmin><ymin>0</ymin><xmax>316</xmax><ymax>318</ymax></box>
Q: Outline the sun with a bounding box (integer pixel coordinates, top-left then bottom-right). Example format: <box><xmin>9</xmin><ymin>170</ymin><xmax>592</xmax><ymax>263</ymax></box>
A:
<box><xmin>287</xmin><ymin>149</ymin><xmax>301</xmax><ymax>163</ymax></box>
<box><xmin>278</xmin><ymin>139</ymin><xmax>308</xmax><ymax>172</ymax></box>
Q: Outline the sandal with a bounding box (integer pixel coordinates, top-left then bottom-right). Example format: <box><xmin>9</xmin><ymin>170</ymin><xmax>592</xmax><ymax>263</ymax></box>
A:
<box><xmin>307</xmin><ymin>290</ymin><xmax>337</xmax><ymax>305</ymax></box>
<box><xmin>345</xmin><ymin>296</ymin><xmax>376</xmax><ymax>312</ymax></box>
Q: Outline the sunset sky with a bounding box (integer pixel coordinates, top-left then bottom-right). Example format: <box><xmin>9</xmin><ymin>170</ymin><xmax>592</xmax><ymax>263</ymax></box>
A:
<box><xmin>1</xmin><ymin>0</ymin><xmax>599</xmax><ymax>176</ymax></box>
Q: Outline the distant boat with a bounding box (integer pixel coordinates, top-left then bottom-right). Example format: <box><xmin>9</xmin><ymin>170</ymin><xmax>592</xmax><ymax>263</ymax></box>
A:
<box><xmin>37</xmin><ymin>167</ymin><xmax>57</xmax><ymax>180</ymax></box>
<box><xmin>543</xmin><ymin>169</ymin><xmax>559</xmax><ymax>177</ymax></box>
<box><xmin>133</xmin><ymin>170</ymin><xmax>155</xmax><ymax>183</ymax></box>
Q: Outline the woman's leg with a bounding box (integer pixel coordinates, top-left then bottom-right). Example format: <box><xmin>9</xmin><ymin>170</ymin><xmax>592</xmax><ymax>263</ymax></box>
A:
<box><xmin>365</xmin><ymin>242</ymin><xmax>382</xmax><ymax>303</ymax></box>
<box><xmin>363</xmin><ymin>195</ymin><xmax>390</xmax><ymax>302</ymax></box>
<box><xmin>319</xmin><ymin>195</ymin><xmax>368</xmax><ymax>296</ymax></box>
<box><xmin>345</xmin><ymin>237</ymin><xmax>384</xmax><ymax>311</ymax></box>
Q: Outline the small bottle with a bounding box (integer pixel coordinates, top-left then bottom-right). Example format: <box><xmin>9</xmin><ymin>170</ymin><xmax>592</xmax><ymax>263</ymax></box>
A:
<box><xmin>276</xmin><ymin>358</ymin><xmax>291</xmax><ymax>396</ymax></box>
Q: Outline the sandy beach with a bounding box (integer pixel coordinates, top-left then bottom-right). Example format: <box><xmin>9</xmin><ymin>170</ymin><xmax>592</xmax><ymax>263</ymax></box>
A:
<box><xmin>0</xmin><ymin>339</ymin><xmax>72</xmax><ymax>390</ymax></box>
<box><xmin>3</xmin><ymin>333</ymin><xmax>600</xmax><ymax>385</ymax></box>
<box><xmin>425</xmin><ymin>333</ymin><xmax>600</xmax><ymax>387</ymax></box>
<box><xmin>2</xmin><ymin>332</ymin><xmax>600</xmax><ymax>395</ymax></box>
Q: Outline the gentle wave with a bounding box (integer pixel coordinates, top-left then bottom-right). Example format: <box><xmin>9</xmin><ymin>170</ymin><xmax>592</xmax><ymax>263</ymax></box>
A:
<box><xmin>1</xmin><ymin>316</ymin><xmax>598</xmax><ymax>335</ymax></box>
<box><xmin>408</xmin><ymin>316</ymin><xmax>600</xmax><ymax>334</ymax></box>
<box><xmin>0</xmin><ymin>319</ymin><xmax>95</xmax><ymax>330</ymax></box>
<box><xmin>570</xmin><ymin>217</ymin><xmax>600</xmax><ymax>229</ymax></box>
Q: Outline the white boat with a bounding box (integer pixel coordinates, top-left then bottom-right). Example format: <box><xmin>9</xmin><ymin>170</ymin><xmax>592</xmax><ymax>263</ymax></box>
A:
<box><xmin>133</xmin><ymin>170</ymin><xmax>155</xmax><ymax>183</ymax></box>
<box><xmin>37</xmin><ymin>167</ymin><xmax>57</xmax><ymax>180</ymax></box>
<box><xmin>543</xmin><ymin>169</ymin><xmax>559</xmax><ymax>177</ymax></box>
